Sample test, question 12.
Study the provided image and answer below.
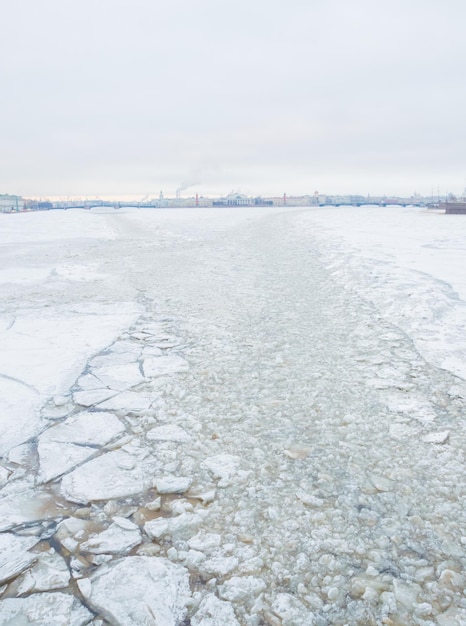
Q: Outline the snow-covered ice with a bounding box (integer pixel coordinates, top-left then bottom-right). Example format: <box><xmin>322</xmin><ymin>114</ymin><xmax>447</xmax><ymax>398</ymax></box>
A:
<box><xmin>146</xmin><ymin>424</ymin><xmax>191</xmax><ymax>442</ymax></box>
<box><xmin>0</xmin><ymin>533</ymin><xmax>39</xmax><ymax>585</ymax></box>
<box><xmin>37</xmin><ymin>411</ymin><xmax>125</xmax><ymax>482</ymax></box>
<box><xmin>142</xmin><ymin>354</ymin><xmax>189</xmax><ymax>378</ymax></box>
<box><xmin>15</xmin><ymin>549</ymin><xmax>70</xmax><ymax>594</ymax></box>
<box><xmin>80</xmin><ymin>520</ymin><xmax>142</xmax><ymax>555</ymax></box>
<box><xmin>80</xmin><ymin>557</ymin><xmax>190</xmax><ymax>625</ymax></box>
<box><xmin>0</xmin><ymin>592</ymin><xmax>92</xmax><ymax>625</ymax></box>
<box><xmin>0</xmin><ymin>205</ymin><xmax>465</xmax><ymax>624</ymax></box>
<box><xmin>60</xmin><ymin>449</ymin><xmax>157</xmax><ymax>503</ymax></box>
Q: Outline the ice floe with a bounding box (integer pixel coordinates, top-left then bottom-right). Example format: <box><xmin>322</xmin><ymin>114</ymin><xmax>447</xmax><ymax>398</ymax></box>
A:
<box><xmin>154</xmin><ymin>475</ymin><xmax>192</xmax><ymax>494</ymax></box>
<box><xmin>192</xmin><ymin>594</ymin><xmax>240</xmax><ymax>626</ymax></box>
<box><xmin>145</xmin><ymin>510</ymin><xmax>208</xmax><ymax>541</ymax></box>
<box><xmin>61</xmin><ymin>450</ymin><xmax>156</xmax><ymax>503</ymax></box>
<box><xmin>146</xmin><ymin>424</ymin><xmax>191</xmax><ymax>442</ymax></box>
<box><xmin>201</xmin><ymin>454</ymin><xmax>241</xmax><ymax>484</ymax></box>
<box><xmin>142</xmin><ymin>354</ymin><xmax>189</xmax><ymax>377</ymax></box>
<box><xmin>0</xmin><ymin>484</ymin><xmax>60</xmax><ymax>532</ymax></box>
<box><xmin>0</xmin><ymin>592</ymin><xmax>93</xmax><ymax>626</ymax></box>
<box><xmin>15</xmin><ymin>549</ymin><xmax>70</xmax><ymax>594</ymax></box>
<box><xmin>38</xmin><ymin>411</ymin><xmax>125</xmax><ymax>482</ymax></box>
<box><xmin>79</xmin><ymin>557</ymin><xmax>190</xmax><ymax>626</ymax></box>
<box><xmin>80</xmin><ymin>520</ymin><xmax>141</xmax><ymax>554</ymax></box>
<box><xmin>0</xmin><ymin>533</ymin><xmax>39</xmax><ymax>585</ymax></box>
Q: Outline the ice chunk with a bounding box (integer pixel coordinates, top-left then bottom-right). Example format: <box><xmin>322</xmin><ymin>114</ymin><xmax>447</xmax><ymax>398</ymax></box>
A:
<box><xmin>272</xmin><ymin>593</ymin><xmax>316</xmax><ymax>625</ymax></box>
<box><xmin>145</xmin><ymin>512</ymin><xmax>206</xmax><ymax>541</ymax></box>
<box><xmin>142</xmin><ymin>354</ymin><xmax>189</xmax><ymax>377</ymax></box>
<box><xmin>73</xmin><ymin>388</ymin><xmax>119</xmax><ymax>408</ymax></box>
<box><xmin>393</xmin><ymin>579</ymin><xmax>421</xmax><ymax>609</ymax></box>
<box><xmin>7</xmin><ymin>442</ymin><xmax>35</xmax><ymax>466</ymax></box>
<box><xmin>155</xmin><ymin>476</ymin><xmax>192</xmax><ymax>494</ymax></box>
<box><xmin>46</xmin><ymin>410</ymin><xmax>125</xmax><ymax>446</ymax></box>
<box><xmin>0</xmin><ymin>487</ymin><xmax>59</xmax><ymax>531</ymax></box>
<box><xmin>89</xmin><ymin>351</ymin><xmax>140</xmax><ymax>368</ymax></box>
<box><xmin>98</xmin><ymin>390</ymin><xmax>159</xmax><ymax>412</ymax></box>
<box><xmin>296</xmin><ymin>489</ymin><xmax>324</xmax><ymax>507</ymax></box>
<box><xmin>81</xmin><ymin>522</ymin><xmax>141</xmax><ymax>554</ymax></box>
<box><xmin>39</xmin><ymin>440</ymin><xmax>97</xmax><ymax>483</ymax></box>
<box><xmin>0</xmin><ymin>466</ymin><xmax>9</xmax><ymax>488</ymax></box>
<box><xmin>201</xmin><ymin>454</ymin><xmax>241</xmax><ymax>484</ymax></box>
<box><xmin>436</xmin><ymin>606</ymin><xmax>466</xmax><ymax>625</ymax></box>
<box><xmin>421</xmin><ymin>430</ymin><xmax>450</xmax><ymax>444</ymax></box>
<box><xmin>16</xmin><ymin>549</ymin><xmax>70</xmax><ymax>593</ymax></box>
<box><xmin>368</xmin><ymin>473</ymin><xmax>394</xmax><ymax>492</ymax></box>
<box><xmin>81</xmin><ymin>556</ymin><xmax>190</xmax><ymax>626</ymax></box>
<box><xmin>91</xmin><ymin>363</ymin><xmax>144</xmax><ymax>391</ymax></box>
<box><xmin>0</xmin><ymin>378</ymin><xmax>42</xmax><ymax>456</ymax></box>
<box><xmin>199</xmin><ymin>555</ymin><xmax>239</xmax><ymax>577</ymax></box>
<box><xmin>218</xmin><ymin>576</ymin><xmax>266</xmax><ymax>602</ymax></box>
<box><xmin>75</xmin><ymin>372</ymin><xmax>105</xmax><ymax>390</ymax></box>
<box><xmin>0</xmin><ymin>592</ymin><xmax>92</xmax><ymax>626</ymax></box>
<box><xmin>147</xmin><ymin>424</ymin><xmax>191</xmax><ymax>443</ymax></box>
<box><xmin>38</xmin><ymin>411</ymin><xmax>125</xmax><ymax>482</ymax></box>
<box><xmin>192</xmin><ymin>594</ymin><xmax>240</xmax><ymax>626</ymax></box>
<box><xmin>61</xmin><ymin>450</ymin><xmax>153</xmax><ymax>504</ymax></box>
<box><xmin>144</xmin><ymin>518</ymin><xmax>168</xmax><ymax>539</ymax></box>
<box><xmin>112</xmin><ymin>516</ymin><xmax>139</xmax><ymax>531</ymax></box>
<box><xmin>188</xmin><ymin>532</ymin><xmax>222</xmax><ymax>554</ymax></box>
<box><xmin>0</xmin><ymin>533</ymin><xmax>39</xmax><ymax>585</ymax></box>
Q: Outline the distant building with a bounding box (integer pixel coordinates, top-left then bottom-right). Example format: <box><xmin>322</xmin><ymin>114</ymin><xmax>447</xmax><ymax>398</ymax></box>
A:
<box><xmin>254</xmin><ymin>197</ymin><xmax>273</xmax><ymax>206</ymax></box>
<box><xmin>213</xmin><ymin>193</ymin><xmax>253</xmax><ymax>207</ymax></box>
<box><xmin>0</xmin><ymin>194</ymin><xmax>23</xmax><ymax>212</ymax></box>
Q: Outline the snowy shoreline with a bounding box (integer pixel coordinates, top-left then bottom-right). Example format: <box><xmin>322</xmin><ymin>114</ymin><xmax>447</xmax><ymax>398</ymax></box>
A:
<box><xmin>0</xmin><ymin>206</ymin><xmax>465</xmax><ymax>625</ymax></box>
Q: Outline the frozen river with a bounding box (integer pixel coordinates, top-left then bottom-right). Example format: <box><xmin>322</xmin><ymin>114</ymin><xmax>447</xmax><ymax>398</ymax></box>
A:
<box><xmin>0</xmin><ymin>206</ymin><xmax>465</xmax><ymax>625</ymax></box>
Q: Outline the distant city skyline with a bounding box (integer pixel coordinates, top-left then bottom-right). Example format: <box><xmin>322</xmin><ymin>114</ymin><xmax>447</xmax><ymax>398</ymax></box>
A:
<box><xmin>9</xmin><ymin>186</ymin><xmax>464</xmax><ymax>203</ymax></box>
<box><xmin>2</xmin><ymin>0</ymin><xmax>465</xmax><ymax>200</ymax></box>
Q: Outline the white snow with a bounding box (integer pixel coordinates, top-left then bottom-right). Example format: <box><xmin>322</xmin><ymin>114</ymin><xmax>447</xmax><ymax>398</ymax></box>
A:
<box><xmin>296</xmin><ymin>206</ymin><xmax>466</xmax><ymax>379</ymax></box>
<box><xmin>0</xmin><ymin>306</ymin><xmax>139</xmax><ymax>454</ymax></box>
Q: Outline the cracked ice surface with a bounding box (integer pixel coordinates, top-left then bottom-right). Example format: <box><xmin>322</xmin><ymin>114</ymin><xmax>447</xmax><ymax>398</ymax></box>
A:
<box><xmin>37</xmin><ymin>411</ymin><xmax>126</xmax><ymax>483</ymax></box>
<box><xmin>0</xmin><ymin>206</ymin><xmax>465</xmax><ymax>625</ymax></box>
<box><xmin>0</xmin><ymin>592</ymin><xmax>93</xmax><ymax>625</ymax></box>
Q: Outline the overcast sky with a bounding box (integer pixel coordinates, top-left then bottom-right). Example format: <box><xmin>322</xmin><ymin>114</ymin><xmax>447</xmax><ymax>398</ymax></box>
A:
<box><xmin>1</xmin><ymin>0</ymin><xmax>465</xmax><ymax>199</ymax></box>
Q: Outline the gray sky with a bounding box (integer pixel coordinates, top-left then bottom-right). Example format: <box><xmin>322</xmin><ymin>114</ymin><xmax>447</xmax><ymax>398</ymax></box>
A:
<box><xmin>1</xmin><ymin>0</ymin><xmax>465</xmax><ymax>199</ymax></box>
